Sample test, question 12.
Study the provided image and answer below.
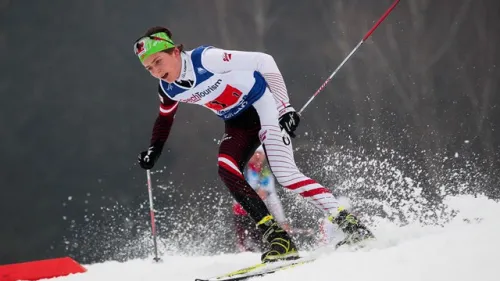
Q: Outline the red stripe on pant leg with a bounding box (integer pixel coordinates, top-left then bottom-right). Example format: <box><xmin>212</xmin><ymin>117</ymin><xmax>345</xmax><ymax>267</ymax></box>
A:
<box><xmin>218</xmin><ymin>161</ymin><xmax>244</xmax><ymax>179</ymax></box>
<box><xmin>218</xmin><ymin>153</ymin><xmax>243</xmax><ymax>178</ymax></box>
<box><xmin>300</xmin><ymin>187</ymin><xmax>331</xmax><ymax>197</ymax></box>
<box><xmin>286</xmin><ymin>179</ymin><xmax>317</xmax><ymax>190</ymax></box>
<box><xmin>219</xmin><ymin>153</ymin><xmax>239</xmax><ymax>166</ymax></box>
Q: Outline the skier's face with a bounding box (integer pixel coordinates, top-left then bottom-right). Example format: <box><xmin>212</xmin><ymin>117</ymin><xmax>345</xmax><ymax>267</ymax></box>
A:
<box><xmin>142</xmin><ymin>49</ymin><xmax>181</xmax><ymax>83</ymax></box>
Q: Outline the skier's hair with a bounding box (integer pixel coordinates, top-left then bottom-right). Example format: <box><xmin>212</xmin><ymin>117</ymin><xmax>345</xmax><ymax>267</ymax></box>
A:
<box><xmin>142</xmin><ymin>26</ymin><xmax>184</xmax><ymax>53</ymax></box>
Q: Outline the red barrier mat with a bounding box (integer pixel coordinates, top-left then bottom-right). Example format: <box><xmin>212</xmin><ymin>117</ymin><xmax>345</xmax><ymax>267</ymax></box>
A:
<box><xmin>0</xmin><ymin>257</ymin><xmax>86</xmax><ymax>281</ymax></box>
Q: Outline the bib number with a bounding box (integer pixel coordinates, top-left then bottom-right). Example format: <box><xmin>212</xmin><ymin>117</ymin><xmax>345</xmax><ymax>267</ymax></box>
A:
<box><xmin>205</xmin><ymin>85</ymin><xmax>243</xmax><ymax>111</ymax></box>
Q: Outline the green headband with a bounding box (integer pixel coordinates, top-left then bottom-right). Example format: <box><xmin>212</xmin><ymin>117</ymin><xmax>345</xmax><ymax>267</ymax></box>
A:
<box><xmin>134</xmin><ymin>32</ymin><xmax>175</xmax><ymax>63</ymax></box>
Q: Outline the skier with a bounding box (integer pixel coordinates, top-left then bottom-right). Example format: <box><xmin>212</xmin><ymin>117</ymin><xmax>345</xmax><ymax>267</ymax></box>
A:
<box><xmin>233</xmin><ymin>147</ymin><xmax>289</xmax><ymax>252</ymax></box>
<box><xmin>135</xmin><ymin>26</ymin><xmax>374</xmax><ymax>262</ymax></box>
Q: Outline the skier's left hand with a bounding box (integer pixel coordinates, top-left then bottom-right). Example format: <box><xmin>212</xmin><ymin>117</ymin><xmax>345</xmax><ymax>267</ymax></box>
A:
<box><xmin>279</xmin><ymin>107</ymin><xmax>300</xmax><ymax>138</ymax></box>
<box><xmin>138</xmin><ymin>143</ymin><xmax>163</xmax><ymax>170</ymax></box>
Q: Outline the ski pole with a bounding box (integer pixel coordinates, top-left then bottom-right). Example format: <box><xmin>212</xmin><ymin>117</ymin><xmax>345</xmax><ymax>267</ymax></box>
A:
<box><xmin>298</xmin><ymin>0</ymin><xmax>401</xmax><ymax>114</ymax></box>
<box><xmin>146</xmin><ymin>169</ymin><xmax>162</xmax><ymax>262</ymax></box>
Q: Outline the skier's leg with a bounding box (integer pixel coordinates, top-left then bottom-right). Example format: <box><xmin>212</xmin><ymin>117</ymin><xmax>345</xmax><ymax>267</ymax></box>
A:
<box><xmin>218</xmin><ymin>108</ymin><xmax>299</xmax><ymax>262</ymax></box>
<box><xmin>252</xmin><ymin>89</ymin><xmax>341</xmax><ymax>213</ymax></box>
<box><xmin>253</xmin><ymin>89</ymin><xmax>374</xmax><ymax>246</ymax></box>
<box><xmin>218</xmin><ymin>122</ymin><xmax>268</xmax><ymax>224</ymax></box>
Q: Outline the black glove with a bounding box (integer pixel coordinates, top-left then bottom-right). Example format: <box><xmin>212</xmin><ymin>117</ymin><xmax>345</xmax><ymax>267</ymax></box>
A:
<box><xmin>279</xmin><ymin>107</ymin><xmax>300</xmax><ymax>138</ymax></box>
<box><xmin>138</xmin><ymin>142</ymin><xmax>164</xmax><ymax>170</ymax></box>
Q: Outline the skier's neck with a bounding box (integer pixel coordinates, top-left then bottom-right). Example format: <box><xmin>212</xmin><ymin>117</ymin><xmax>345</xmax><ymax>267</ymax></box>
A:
<box><xmin>176</xmin><ymin>52</ymin><xmax>194</xmax><ymax>84</ymax></box>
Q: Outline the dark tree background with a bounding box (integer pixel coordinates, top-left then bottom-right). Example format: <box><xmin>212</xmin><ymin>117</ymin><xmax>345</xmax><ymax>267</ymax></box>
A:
<box><xmin>1</xmin><ymin>0</ymin><xmax>499</xmax><ymax>264</ymax></box>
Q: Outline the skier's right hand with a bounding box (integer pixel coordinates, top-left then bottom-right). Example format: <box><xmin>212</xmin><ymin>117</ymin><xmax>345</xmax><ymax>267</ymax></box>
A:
<box><xmin>138</xmin><ymin>143</ymin><xmax>162</xmax><ymax>170</ymax></box>
<box><xmin>279</xmin><ymin>106</ymin><xmax>300</xmax><ymax>138</ymax></box>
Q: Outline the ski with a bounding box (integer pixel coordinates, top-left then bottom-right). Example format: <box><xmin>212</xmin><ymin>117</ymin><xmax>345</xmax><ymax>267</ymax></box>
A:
<box><xmin>195</xmin><ymin>257</ymin><xmax>316</xmax><ymax>281</ymax></box>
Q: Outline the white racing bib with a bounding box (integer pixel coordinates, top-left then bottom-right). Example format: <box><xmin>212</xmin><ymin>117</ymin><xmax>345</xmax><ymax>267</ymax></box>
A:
<box><xmin>159</xmin><ymin>46</ymin><xmax>267</xmax><ymax>120</ymax></box>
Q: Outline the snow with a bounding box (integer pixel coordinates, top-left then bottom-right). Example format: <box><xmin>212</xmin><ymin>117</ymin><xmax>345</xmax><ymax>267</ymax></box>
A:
<box><xmin>55</xmin><ymin>195</ymin><xmax>499</xmax><ymax>281</ymax></box>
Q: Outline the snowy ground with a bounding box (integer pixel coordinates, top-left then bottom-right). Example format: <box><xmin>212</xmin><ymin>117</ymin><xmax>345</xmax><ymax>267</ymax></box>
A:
<box><xmin>54</xmin><ymin>195</ymin><xmax>499</xmax><ymax>281</ymax></box>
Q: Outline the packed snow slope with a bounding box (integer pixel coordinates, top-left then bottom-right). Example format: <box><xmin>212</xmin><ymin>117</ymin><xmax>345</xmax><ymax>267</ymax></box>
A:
<box><xmin>56</xmin><ymin>195</ymin><xmax>499</xmax><ymax>281</ymax></box>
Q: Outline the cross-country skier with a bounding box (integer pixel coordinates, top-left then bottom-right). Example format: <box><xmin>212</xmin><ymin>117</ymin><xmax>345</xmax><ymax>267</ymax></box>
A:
<box><xmin>233</xmin><ymin>147</ymin><xmax>289</xmax><ymax>252</ymax></box>
<box><xmin>135</xmin><ymin>26</ymin><xmax>374</xmax><ymax>262</ymax></box>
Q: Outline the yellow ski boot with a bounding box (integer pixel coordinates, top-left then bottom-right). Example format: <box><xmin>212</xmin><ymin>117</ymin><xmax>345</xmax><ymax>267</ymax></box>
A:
<box><xmin>328</xmin><ymin>207</ymin><xmax>375</xmax><ymax>248</ymax></box>
<box><xmin>257</xmin><ymin>215</ymin><xmax>300</xmax><ymax>263</ymax></box>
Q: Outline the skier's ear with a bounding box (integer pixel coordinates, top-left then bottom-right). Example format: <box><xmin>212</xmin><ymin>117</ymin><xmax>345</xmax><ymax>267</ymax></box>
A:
<box><xmin>173</xmin><ymin>47</ymin><xmax>181</xmax><ymax>57</ymax></box>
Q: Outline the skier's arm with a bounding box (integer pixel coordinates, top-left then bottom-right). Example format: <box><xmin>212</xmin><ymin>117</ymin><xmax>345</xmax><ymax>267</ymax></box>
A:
<box><xmin>201</xmin><ymin>48</ymin><xmax>294</xmax><ymax>116</ymax></box>
<box><xmin>151</xmin><ymin>85</ymin><xmax>179</xmax><ymax>148</ymax></box>
<box><xmin>138</xmin><ymin>86</ymin><xmax>179</xmax><ymax>170</ymax></box>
